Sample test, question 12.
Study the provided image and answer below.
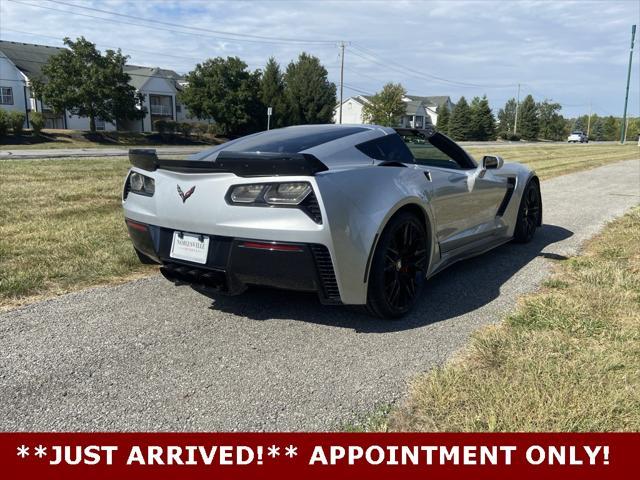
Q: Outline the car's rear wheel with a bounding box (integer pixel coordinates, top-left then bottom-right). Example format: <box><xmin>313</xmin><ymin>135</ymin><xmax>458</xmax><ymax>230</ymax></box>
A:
<box><xmin>513</xmin><ymin>180</ymin><xmax>541</xmax><ymax>243</ymax></box>
<box><xmin>366</xmin><ymin>212</ymin><xmax>428</xmax><ymax>319</ymax></box>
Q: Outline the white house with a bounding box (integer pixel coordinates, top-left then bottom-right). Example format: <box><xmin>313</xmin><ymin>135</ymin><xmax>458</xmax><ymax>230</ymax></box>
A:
<box><xmin>333</xmin><ymin>94</ymin><xmax>453</xmax><ymax>128</ymax></box>
<box><xmin>0</xmin><ymin>40</ymin><xmax>200</xmax><ymax>132</ymax></box>
<box><xmin>0</xmin><ymin>50</ymin><xmax>30</xmax><ymax>123</ymax></box>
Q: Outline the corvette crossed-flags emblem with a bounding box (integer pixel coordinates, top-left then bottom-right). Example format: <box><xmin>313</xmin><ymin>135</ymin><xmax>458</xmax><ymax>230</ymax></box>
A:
<box><xmin>177</xmin><ymin>185</ymin><xmax>196</xmax><ymax>203</ymax></box>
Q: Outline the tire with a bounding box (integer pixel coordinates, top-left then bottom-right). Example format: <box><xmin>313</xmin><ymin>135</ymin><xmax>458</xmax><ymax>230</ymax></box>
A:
<box><xmin>366</xmin><ymin>212</ymin><xmax>428</xmax><ymax>319</ymax></box>
<box><xmin>513</xmin><ymin>180</ymin><xmax>541</xmax><ymax>243</ymax></box>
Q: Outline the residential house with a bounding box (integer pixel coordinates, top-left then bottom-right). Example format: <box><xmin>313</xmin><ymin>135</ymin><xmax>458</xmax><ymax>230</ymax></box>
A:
<box><xmin>332</xmin><ymin>94</ymin><xmax>453</xmax><ymax>127</ymax></box>
<box><xmin>0</xmin><ymin>40</ymin><xmax>199</xmax><ymax>132</ymax></box>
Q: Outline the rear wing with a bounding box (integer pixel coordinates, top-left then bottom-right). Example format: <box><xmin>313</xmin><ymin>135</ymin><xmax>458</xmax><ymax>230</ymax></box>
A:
<box><xmin>128</xmin><ymin>149</ymin><xmax>328</xmax><ymax>177</ymax></box>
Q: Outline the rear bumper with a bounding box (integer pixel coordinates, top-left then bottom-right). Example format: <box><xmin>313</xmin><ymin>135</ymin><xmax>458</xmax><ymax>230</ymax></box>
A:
<box><xmin>125</xmin><ymin>219</ymin><xmax>341</xmax><ymax>304</ymax></box>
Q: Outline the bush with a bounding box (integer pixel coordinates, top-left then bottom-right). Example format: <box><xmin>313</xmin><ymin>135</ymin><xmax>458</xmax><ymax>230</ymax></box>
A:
<box><xmin>207</xmin><ymin>123</ymin><xmax>222</xmax><ymax>136</ymax></box>
<box><xmin>498</xmin><ymin>131</ymin><xmax>521</xmax><ymax>141</ymax></box>
<box><xmin>179</xmin><ymin>122</ymin><xmax>193</xmax><ymax>137</ymax></box>
<box><xmin>165</xmin><ymin>120</ymin><xmax>178</xmax><ymax>134</ymax></box>
<box><xmin>0</xmin><ymin>110</ymin><xmax>8</xmax><ymax>136</ymax></box>
<box><xmin>194</xmin><ymin>123</ymin><xmax>209</xmax><ymax>137</ymax></box>
<box><xmin>153</xmin><ymin>119</ymin><xmax>168</xmax><ymax>134</ymax></box>
<box><xmin>30</xmin><ymin>111</ymin><xmax>44</xmax><ymax>135</ymax></box>
<box><xmin>9</xmin><ymin>111</ymin><xmax>25</xmax><ymax>135</ymax></box>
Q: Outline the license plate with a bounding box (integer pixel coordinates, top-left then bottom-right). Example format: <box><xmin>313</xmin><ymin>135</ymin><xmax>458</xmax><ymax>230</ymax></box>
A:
<box><xmin>170</xmin><ymin>232</ymin><xmax>210</xmax><ymax>264</ymax></box>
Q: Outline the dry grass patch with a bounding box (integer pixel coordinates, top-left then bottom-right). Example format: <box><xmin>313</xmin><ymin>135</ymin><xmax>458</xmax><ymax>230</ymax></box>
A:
<box><xmin>388</xmin><ymin>207</ymin><xmax>640</xmax><ymax>432</ymax></box>
<box><xmin>0</xmin><ymin>157</ymin><xmax>157</xmax><ymax>309</ymax></box>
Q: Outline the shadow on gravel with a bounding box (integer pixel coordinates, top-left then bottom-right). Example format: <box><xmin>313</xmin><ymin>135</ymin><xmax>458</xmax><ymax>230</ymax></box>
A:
<box><xmin>203</xmin><ymin>224</ymin><xmax>573</xmax><ymax>333</ymax></box>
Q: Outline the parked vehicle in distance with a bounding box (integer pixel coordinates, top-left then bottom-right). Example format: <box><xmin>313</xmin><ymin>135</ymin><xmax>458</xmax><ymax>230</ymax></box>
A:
<box><xmin>122</xmin><ymin>125</ymin><xmax>542</xmax><ymax>318</ymax></box>
<box><xmin>567</xmin><ymin>130</ymin><xmax>588</xmax><ymax>143</ymax></box>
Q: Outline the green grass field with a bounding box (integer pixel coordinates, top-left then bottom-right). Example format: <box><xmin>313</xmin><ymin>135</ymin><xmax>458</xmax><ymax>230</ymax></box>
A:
<box><xmin>0</xmin><ymin>129</ymin><xmax>221</xmax><ymax>150</ymax></box>
<box><xmin>0</xmin><ymin>157</ymin><xmax>152</xmax><ymax>309</ymax></box>
<box><xmin>0</xmin><ymin>143</ymin><xmax>638</xmax><ymax>309</ymax></box>
<box><xmin>465</xmin><ymin>143</ymin><xmax>639</xmax><ymax>179</ymax></box>
<box><xmin>388</xmin><ymin>207</ymin><xmax>640</xmax><ymax>431</ymax></box>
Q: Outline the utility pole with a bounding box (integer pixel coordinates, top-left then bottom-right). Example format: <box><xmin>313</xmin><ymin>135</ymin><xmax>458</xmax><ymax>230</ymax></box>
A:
<box><xmin>338</xmin><ymin>41</ymin><xmax>346</xmax><ymax>124</ymax></box>
<box><xmin>513</xmin><ymin>83</ymin><xmax>521</xmax><ymax>135</ymax></box>
<box><xmin>587</xmin><ymin>101</ymin><xmax>592</xmax><ymax>139</ymax></box>
<box><xmin>620</xmin><ymin>24</ymin><xmax>636</xmax><ymax>144</ymax></box>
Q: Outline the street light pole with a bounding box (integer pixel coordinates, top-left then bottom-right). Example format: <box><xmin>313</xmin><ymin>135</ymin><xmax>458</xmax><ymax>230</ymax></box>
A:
<box><xmin>513</xmin><ymin>83</ymin><xmax>520</xmax><ymax>135</ymax></box>
<box><xmin>620</xmin><ymin>24</ymin><xmax>636</xmax><ymax>144</ymax></box>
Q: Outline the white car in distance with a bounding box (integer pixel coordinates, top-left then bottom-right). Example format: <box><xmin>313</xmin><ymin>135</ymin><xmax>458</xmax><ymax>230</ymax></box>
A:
<box><xmin>567</xmin><ymin>131</ymin><xmax>588</xmax><ymax>143</ymax></box>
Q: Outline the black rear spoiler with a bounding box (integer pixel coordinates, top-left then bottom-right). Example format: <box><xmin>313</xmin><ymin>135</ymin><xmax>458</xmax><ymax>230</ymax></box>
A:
<box><xmin>128</xmin><ymin>149</ymin><xmax>328</xmax><ymax>177</ymax></box>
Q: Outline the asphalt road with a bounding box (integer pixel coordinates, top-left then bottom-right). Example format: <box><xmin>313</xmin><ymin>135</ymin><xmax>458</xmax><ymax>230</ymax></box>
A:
<box><xmin>0</xmin><ymin>146</ymin><xmax>206</xmax><ymax>159</ymax></box>
<box><xmin>1</xmin><ymin>159</ymin><xmax>639</xmax><ymax>431</ymax></box>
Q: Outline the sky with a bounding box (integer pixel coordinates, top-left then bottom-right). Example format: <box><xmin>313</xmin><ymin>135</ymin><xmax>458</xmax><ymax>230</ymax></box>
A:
<box><xmin>0</xmin><ymin>0</ymin><xmax>638</xmax><ymax>118</ymax></box>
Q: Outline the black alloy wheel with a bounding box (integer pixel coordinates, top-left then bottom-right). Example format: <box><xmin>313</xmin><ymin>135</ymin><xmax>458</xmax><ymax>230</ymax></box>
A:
<box><xmin>514</xmin><ymin>180</ymin><xmax>541</xmax><ymax>243</ymax></box>
<box><xmin>367</xmin><ymin>212</ymin><xmax>428</xmax><ymax>318</ymax></box>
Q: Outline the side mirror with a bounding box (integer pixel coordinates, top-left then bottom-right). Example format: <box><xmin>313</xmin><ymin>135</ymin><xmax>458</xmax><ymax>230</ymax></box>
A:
<box><xmin>482</xmin><ymin>155</ymin><xmax>504</xmax><ymax>170</ymax></box>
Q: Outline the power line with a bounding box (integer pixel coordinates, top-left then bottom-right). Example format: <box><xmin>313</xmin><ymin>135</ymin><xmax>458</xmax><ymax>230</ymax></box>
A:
<box><xmin>342</xmin><ymin>83</ymin><xmax>374</xmax><ymax>96</ymax></box>
<box><xmin>351</xmin><ymin>43</ymin><xmax>519</xmax><ymax>89</ymax></box>
<box><xmin>45</xmin><ymin>0</ymin><xmax>339</xmax><ymax>45</ymax></box>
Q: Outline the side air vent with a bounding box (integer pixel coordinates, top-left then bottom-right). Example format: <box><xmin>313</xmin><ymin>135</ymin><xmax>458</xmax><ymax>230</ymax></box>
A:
<box><xmin>301</xmin><ymin>192</ymin><xmax>322</xmax><ymax>224</ymax></box>
<box><xmin>310</xmin><ymin>244</ymin><xmax>341</xmax><ymax>303</ymax></box>
<box><xmin>496</xmin><ymin>177</ymin><xmax>516</xmax><ymax>217</ymax></box>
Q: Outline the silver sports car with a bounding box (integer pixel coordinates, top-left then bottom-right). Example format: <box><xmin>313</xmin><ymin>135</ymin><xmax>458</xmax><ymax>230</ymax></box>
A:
<box><xmin>122</xmin><ymin>124</ymin><xmax>542</xmax><ymax>318</ymax></box>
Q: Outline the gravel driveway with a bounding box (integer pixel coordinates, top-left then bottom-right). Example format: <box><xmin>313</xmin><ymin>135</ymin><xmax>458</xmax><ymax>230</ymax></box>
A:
<box><xmin>1</xmin><ymin>159</ymin><xmax>638</xmax><ymax>431</ymax></box>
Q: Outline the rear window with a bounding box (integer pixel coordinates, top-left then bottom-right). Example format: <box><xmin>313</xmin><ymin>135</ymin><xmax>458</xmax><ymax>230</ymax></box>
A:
<box><xmin>223</xmin><ymin>126</ymin><xmax>367</xmax><ymax>154</ymax></box>
<box><xmin>355</xmin><ymin>134</ymin><xmax>414</xmax><ymax>163</ymax></box>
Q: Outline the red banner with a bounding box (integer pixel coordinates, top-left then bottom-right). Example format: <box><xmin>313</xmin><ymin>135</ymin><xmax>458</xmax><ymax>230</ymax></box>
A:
<box><xmin>2</xmin><ymin>432</ymin><xmax>637</xmax><ymax>479</ymax></box>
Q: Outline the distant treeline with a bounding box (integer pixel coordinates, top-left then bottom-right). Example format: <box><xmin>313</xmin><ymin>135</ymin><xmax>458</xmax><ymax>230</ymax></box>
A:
<box><xmin>437</xmin><ymin>94</ymin><xmax>639</xmax><ymax>142</ymax></box>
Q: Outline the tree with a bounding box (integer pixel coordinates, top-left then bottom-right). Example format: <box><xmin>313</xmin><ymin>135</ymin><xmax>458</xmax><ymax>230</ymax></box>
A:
<box><xmin>625</xmin><ymin>117</ymin><xmax>640</xmax><ymax>142</ymax></box>
<box><xmin>572</xmin><ymin>115</ymin><xmax>587</xmax><ymax>132</ymax></box>
<box><xmin>436</xmin><ymin>104</ymin><xmax>450</xmax><ymax>134</ymax></box>
<box><xmin>517</xmin><ymin>94</ymin><xmax>539</xmax><ymax>141</ymax></box>
<box><xmin>537</xmin><ymin>99</ymin><xmax>566</xmax><ymax>141</ymax></box>
<box><xmin>283</xmin><ymin>53</ymin><xmax>336</xmax><ymax>125</ymax></box>
<box><xmin>180</xmin><ymin>56</ymin><xmax>262</xmax><ymax>136</ymax></box>
<box><xmin>448</xmin><ymin>96</ymin><xmax>472</xmax><ymax>141</ymax></box>
<box><xmin>260</xmin><ymin>57</ymin><xmax>285</xmax><ymax>129</ymax></box>
<box><xmin>602</xmin><ymin>116</ymin><xmax>619</xmax><ymax>141</ymax></box>
<box><xmin>497</xmin><ymin>98</ymin><xmax>517</xmax><ymax>133</ymax></box>
<box><xmin>469</xmin><ymin>95</ymin><xmax>496</xmax><ymax>141</ymax></box>
<box><xmin>591</xmin><ymin>116</ymin><xmax>605</xmax><ymax>141</ymax></box>
<box><xmin>33</xmin><ymin>37</ymin><xmax>143</xmax><ymax>132</ymax></box>
<box><xmin>362</xmin><ymin>82</ymin><xmax>407</xmax><ymax>126</ymax></box>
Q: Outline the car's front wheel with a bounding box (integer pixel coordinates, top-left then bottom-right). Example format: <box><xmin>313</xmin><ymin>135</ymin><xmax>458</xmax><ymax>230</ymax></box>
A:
<box><xmin>366</xmin><ymin>212</ymin><xmax>428</xmax><ymax>319</ymax></box>
<box><xmin>513</xmin><ymin>179</ymin><xmax>541</xmax><ymax>243</ymax></box>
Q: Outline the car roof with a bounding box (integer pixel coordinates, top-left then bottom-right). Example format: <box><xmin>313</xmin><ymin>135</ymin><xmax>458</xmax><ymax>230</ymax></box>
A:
<box><xmin>190</xmin><ymin>124</ymin><xmax>394</xmax><ymax>161</ymax></box>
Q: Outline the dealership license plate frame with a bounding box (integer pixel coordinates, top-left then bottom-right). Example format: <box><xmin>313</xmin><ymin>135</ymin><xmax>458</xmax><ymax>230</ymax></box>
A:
<box><xmin>170</xmin><ymin>231</ymin><xmax>210</xmax><ymax>264</ymax></box>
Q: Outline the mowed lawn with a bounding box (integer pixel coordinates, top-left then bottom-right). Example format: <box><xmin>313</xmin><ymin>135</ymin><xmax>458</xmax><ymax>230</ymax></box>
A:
<box><xmin>389</xmin><ymin>207</ymin><xmax>640</xmax><ymax>431</ymax></box>
<box><xmin>465</xmin><ymin>142</ymin><xmax>639</xmax><ymax>179</ymax></box>
<box><xmin>0</xmin><ymin>143</ymin><xmax>638</xmax><ymax>309</ymax></box>
<box><xmin>0</xmin><ymin>157</ymin><xmax>153</xmax><ymax>309</ymax></box>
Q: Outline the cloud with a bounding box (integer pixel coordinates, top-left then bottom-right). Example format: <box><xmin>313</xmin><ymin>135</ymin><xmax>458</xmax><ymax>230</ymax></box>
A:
<box><xmin>0</xmin><ymin>0</ymin><xmax>637</xmax><ymax>116</ymax></box>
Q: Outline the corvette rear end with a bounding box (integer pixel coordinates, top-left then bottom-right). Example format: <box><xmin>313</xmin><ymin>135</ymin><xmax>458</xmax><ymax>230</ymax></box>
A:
<box><xmin>123</xmin><ymin>150</ymin><xmax>342</xmax><ymax>304</ymax></box>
